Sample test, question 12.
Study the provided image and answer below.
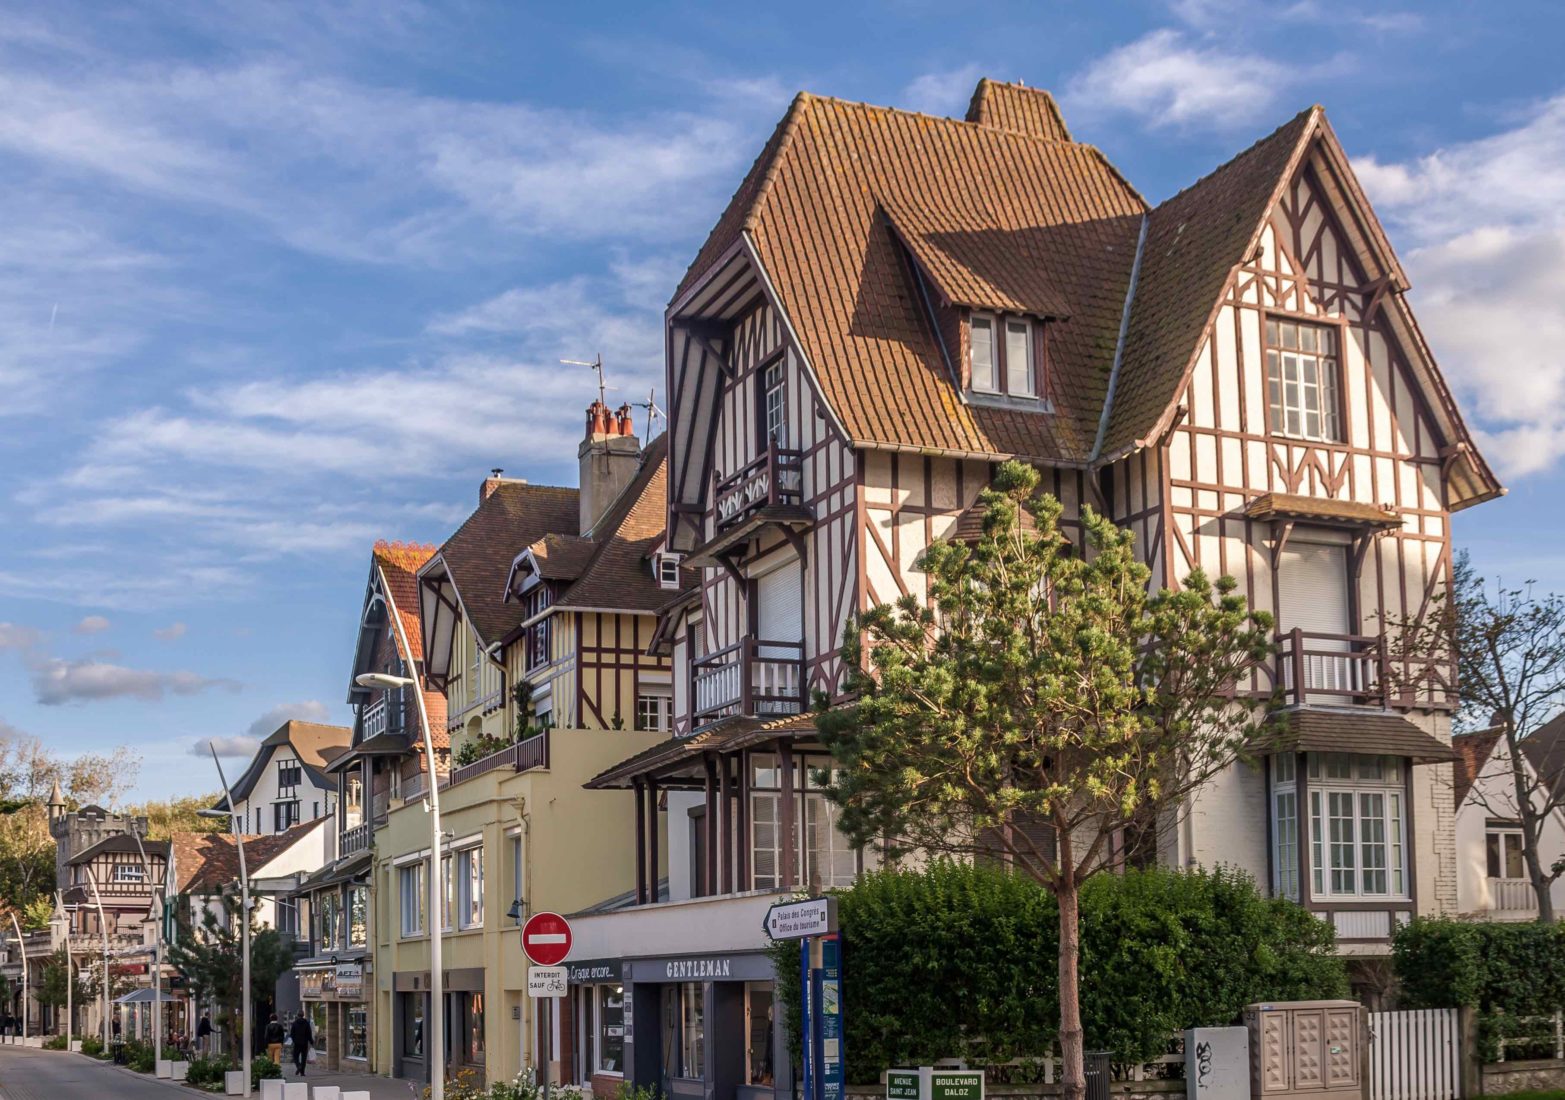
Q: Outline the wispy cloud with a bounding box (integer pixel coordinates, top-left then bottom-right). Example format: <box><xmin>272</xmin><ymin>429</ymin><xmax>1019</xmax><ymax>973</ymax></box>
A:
<box><xmin>0</xmin><ymin>623</ymin><xmax>40</xmax><ymax>651</ymax></box>
<box><xmin>153</xmin><ymin>622</ymin><xmax>187</xmax><ymax>641</ymax></box>
<box><xmin>1065</xmin><ymin>29</ymin><xmax>1290</xmax><ymax>132</ymax></box>
<box><xmin>191</xmin><ymin>734</ymin><xmax>261</xmax><ymax>759</ymax></box>
<box><xmin>245</xmin><ymin>700</ymin><xmax>332</xmax><ymax>739</ymax></box>
<box><xmin>31</xmin><ymin>655</ymin><xmax>241</xmax><ymax>705</ymax></box>
<box><xmin>1354</xmin><ymin>94</ymin><xmax>1565</xmax><ymax>478</ymax></box>
<box><xmin>72</xmin><ymin>615</ymin><xmax>110</xmax><ymax>635</ymax></box>
<box><xmin>899</xmin><ymin>64</ymin><xmax>983</xmax><ymax>117</ymax></box>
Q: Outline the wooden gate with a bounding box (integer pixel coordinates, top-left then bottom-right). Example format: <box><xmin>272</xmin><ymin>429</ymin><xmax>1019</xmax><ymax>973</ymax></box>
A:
<box><xmin>1370</xmin><ymin>1009</ymin><xmax>1462</xmax><ymax>1100</ymax></box>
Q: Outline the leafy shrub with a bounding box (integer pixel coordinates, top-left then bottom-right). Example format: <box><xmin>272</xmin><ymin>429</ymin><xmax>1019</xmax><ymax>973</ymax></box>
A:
<box><xmin>128</xmin><ymin>1040</ymin><xmax>156</xmax><ymax>1073</ymax></box>
<box><xmin>252</xmin><ymin>1054</ymin><xmax>283</xmax><ymax>1086</ymax></box>
<box><xmin>42</xmin><ymin>1034</ymin><xmax>66</xmax><ymax>1050</ymax></box>
<box><xmin>80</xmin><ymin>1035</ymin><xmax>104</xmax><ymax>1058</ymax></box>
<box><xmin>772</xmin><ymin>862</ymin><xmax>1346</xmax><ymax>1082</ymax></box>
<box><xmin>183</xmin><ymin>1054</ymin><xmax>234</xmax><ymax>1088</ymax></box>
<box><xmin>1395</xmin><ymin>918</ymin><xmax>1565</xmax><ymax>1059</ymax></box>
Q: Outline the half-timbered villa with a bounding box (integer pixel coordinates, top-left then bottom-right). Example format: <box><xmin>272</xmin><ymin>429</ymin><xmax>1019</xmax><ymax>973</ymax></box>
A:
<box><xmin>211</xmin><ymin>720</ymin><xmax>351</xmax><ymax>836</ymax></box>
<box><xmin>568</xmin><ymin>77</ymin><xmax>1502</xmax><ymax>1099</ymax></box>
<box><xmin>371</xmin><ymin>404</ymin><xmax>678</xmax><ymax>1090</ymax></box>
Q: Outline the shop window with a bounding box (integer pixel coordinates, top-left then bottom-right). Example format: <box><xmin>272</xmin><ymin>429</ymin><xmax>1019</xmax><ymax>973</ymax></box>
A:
<box><xmin>595</xmin><ymin>984</ymin><xmax>624</xmax><ymax>1074</ymax></box>
<box><xmin>347</xmin><ymin>886</ymin><xmax>367</xmax><ymax>947</ymax></box>
<box><xmin>681</xmin><ymin>983</ymin><xmax>704</xmax><ymax>1078</ymax></box>
<box><xmin>346</xmin><ymin>1005</ymin><xmax>368</xmax><ymax>1061</ymax></box>
<box><xmin>466</xmin><ymin>993</ymin><xmax>485</xmax><ymax>1064</ymax></box>
<box><xmin>402</xmin><ymin>995</ymin><xmax>424</xmax><ymax>1056</ymax></box>
<box><xmin>746</xmin><ymin>983</ymin><xmax>774</xmax><ymax>1085</ymax></box>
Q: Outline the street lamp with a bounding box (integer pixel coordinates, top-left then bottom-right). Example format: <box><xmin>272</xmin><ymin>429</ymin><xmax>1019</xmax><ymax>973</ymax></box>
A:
<box><xmin>201</xmin><ymin>746</ymin><xmax>252</xmax><ymax>1098</ymax></box>
<box><xmin>128</xmin><ymin>821</ymin><xmax>165</xmax><ymax>1070</ymax></box>
<box><xmin>358</xmin><ymin>647</ymin><xmax>444</xmax><ymax>1098</ymax></box>
<box><xmin>8</xmin><ymin>910</ymin><xmax>28</xmax><ymax>1044</ymax></box>
<box><xmin>81</xmin><ymin>866</ymin><xmax>111</xmax><ymax>1048</ymax></box>
<box><xmin>55</xmin><ymin>892</ymin><xmax>72</xmax><ymax>1052</ymax></box>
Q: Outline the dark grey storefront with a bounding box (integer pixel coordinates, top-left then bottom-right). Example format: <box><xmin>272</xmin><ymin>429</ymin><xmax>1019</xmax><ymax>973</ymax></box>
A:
<box><xmin>610</xmin><ymin>950</ymin><xmax>790</xmax><ymax>1100</ymax></box>
<box><xmin>392</xmin><ymin>967</ymin><xmax>488</xmax><ymax>1085</ymax></box>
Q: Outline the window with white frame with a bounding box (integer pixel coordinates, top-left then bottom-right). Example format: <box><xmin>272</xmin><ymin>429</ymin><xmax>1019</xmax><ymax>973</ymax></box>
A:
<box><xmin>1270</xmin><ymin>753</ymin><xmax>1300</xmax><ymax>900</ymax></box>
<box><xmin>347</xmin><ymin>885</ymin><xmax>367</xmax><ymax>947</ymax></box>
<box><xmin>656</xmin><ymin>552</ymin><xmax>682</xmax><ymax>590</ymax></box>
<box><xmin>112</xmin><ymin>862</ymin><xmax>145</xmax><ymax>884</ymax></box>
<box><xmin>317</xmin><ymin>890</ymin><xmax>342</xmax><ymax>950</ymax></box>
<box><xmin>441</xmin><ymin>852</ymin><xmax>455</xmax><ymax>931</ymax></box>
<box><xmin>969</xmin><ymin>312</ymin><xmax>1039</xmax><ymax>399</ymax></box>
<box><xmin>749</xmin><ymin>752</ymin><xmax>858</xmax><ymax>891</ymax></box>
<box><xmin>508</xmin><ymin>834</ymin><xmax>522</xmax><ymax>920</ymax></box>
<box><xmin>1487</xmin><ymin>827</ymin><xmax>1525</xmax><ymax>880</ymax></box>
<box><xmin>595</xmin><ymin>984</ymin><xmax>624</xmax><ymax>1074</ymax></box>
<box><xmin>1005</xmin><ymin>317</ymin><xmax>1035</xmax><ymax>397</ymax></box>
<box><xmin>763</xmin><ymin>360</ymin><xmax>788</xmax><ymax>447</ymax></box>
<box><xmin>969</xmin><ymin>314</ymin><xmax>998</xmax><ymax>393</ymax></box>
<box><xmin>636</xmin><ymin>691</ymin><xmax>672</xmax><ymax>733</ymax></box>
<box><xmin>1266</xmin><ymin>319</ymin><xmax>1341</xmax><ymax>442</ymax></box>
<box><xmin>399</xmin><ymin>862</ymin><xmax>426</xmax><ymax>937</ymax></box>
<box><xmin>457</xmin><ymin>846</ymin><xmax>484</xmax><ymax>929</ymax></box>
<box><xmin>1306</xmin><ymin>753</ymin><xmax>1406</xmax><ymax>898</ymax></box>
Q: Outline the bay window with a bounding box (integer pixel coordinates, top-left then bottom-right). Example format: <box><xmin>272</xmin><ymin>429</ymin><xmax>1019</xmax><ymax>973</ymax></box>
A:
<box><xmin>1304</xmin><ymin>753</ymin><xmax>1406</xmax><ymax>899</ymax></box>
<box><xmin>749</xmin><ymin>752</ymin><xmax>858</xmax><ymax>891</ymax></box>
<box><xmin>1270</xmin><ymin>753</ymin><xmax>1300</xmax><ymax>900</ymax></box>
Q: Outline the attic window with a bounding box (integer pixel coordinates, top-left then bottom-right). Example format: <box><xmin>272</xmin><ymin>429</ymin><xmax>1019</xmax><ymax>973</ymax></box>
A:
<box><xmin>969</xmin><ymin>312</ymin><xmax>1042</xmax><ymax>401</ymax></box>
<box><xmin>656</xmin><ymin>552</ymin><xmax>682</xmax><ymax>590</ymax></box>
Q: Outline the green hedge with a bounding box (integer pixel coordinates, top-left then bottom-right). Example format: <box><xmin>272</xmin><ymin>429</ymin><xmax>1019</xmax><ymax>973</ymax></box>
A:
<box><xmin>771</xmin><ymin>863</ymin><xmax>1346</xmax><ymax>1082</ymax></box>
<box><xmin>1394</xmin><ymin>918</ymin><xmax>1565</xmax><ymax>1060</ymax></box>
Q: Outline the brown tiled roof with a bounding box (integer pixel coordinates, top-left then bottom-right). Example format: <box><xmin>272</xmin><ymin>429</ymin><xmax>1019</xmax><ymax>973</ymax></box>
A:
<box><xmin>1272</xmin><ymin>708</ymin><xmax>1457</xmax><ymax>764</ymax></box>
<box><xmin>676</xmin><ymin>92</ymin><xmax>1146</xmax><ymax>464</ymax></box>
<box><xmin>527</xmin><ymin>534</ymin><xmax>598</xmax><ymax>581</ymax></box>
<box><xmin>170</xmin><ymin>818</ymin><xmax>325</xmax><ymax>894</ymax></box>
<box><xmin>557</xmin><ymin>435</ymin><xmax>688</xmax><ymax>614</ymax></box>
<box><xmin>368</xmin><ymin>543</ymin><xmax>448</xmax><ymax>748</ymax></box>
<box><xmin>1520</xmin><ymin>712</ymin><xmax>1565</xmax><ymax>802</ymax></box>
<box><xmin>1103</xmin><ymin>108</ymin><xmax>1317</xmax><ymax>455</ymax></box>
<box><xmin>1453</xmin><ymin>726</ymin><xmax>1504</xmax><ymax>808</ymax></box>
<box><xmin>1245</xmin><ymin>492</ymin><xmax>1402</xmax><ymax>527</ymax></box>
<box><xmin>964</xmin><ymin>79</ymin><xmax>1073</xmax><ymax>141</ymax></box>
<box><xmin>435</xmin><ymin>482</ymin><xmax>580</xmax><ymax>647</ymax></box>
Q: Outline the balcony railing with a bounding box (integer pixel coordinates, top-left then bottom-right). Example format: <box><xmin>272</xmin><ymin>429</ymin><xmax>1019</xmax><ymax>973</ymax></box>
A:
<box><xmin>1277</xmin><ymin>629</ymin><xmax>1386</xmax><ymax>707</ymax></box>
<box><xmin>713</xmin><ymin>440</ymin><xmax>803</xmax><ymax>532</ymax></box>
<box><xmin>447</xmin><ymin>730</ymin><xmax>551</xmax><ymax>787</ymax></box>
<box><xmin>693</xmin><ymin>638</ymin><xmax>805</xmax><ymax>724</ymax></box>
<box><xmin>340</xmin><ymin>822</ymin><xmax>372</xmax><ymax>856</ymax></box>
<box><xmin>1490</xmin><ymin>878</ymin><xmax>1538</xmax><ymax>912</ymax></box>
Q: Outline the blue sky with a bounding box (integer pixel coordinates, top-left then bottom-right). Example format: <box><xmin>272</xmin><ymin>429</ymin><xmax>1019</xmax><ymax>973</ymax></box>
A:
<box><xmin>1</xmin><ymin>0</ymin><xmax>1562</xmax><ymax>802</ymax></box>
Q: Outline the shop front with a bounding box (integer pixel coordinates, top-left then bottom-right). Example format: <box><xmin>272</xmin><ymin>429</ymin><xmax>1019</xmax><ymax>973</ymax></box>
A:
<box><xmin>298</xmin><ymin>959</ymin><xmax>371</xmax><ymax>1071</ymax></box>
<box><xmin>391</xmin><ymin>967</ymin><xmax>488</xmax><ymax>1084</ymax></box>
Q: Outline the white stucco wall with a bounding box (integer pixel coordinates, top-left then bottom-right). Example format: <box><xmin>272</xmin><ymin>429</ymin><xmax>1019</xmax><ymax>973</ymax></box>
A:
<box><xmin>1455</xmin><ymin>738</ymin><xmax>1565</xmax><ymax>917</ymax></box>
<box><xmin>231</xmin><ymin>745</ymin><xmax>336</xmax><ymax>836</ymax></box>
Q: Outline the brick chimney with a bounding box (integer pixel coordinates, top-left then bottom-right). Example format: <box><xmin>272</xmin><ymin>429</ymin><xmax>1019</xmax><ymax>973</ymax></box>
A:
<box><xmin>579</xmin><ymin>400</ymin><xmax>640</xmax><ymax>532</ymax></box>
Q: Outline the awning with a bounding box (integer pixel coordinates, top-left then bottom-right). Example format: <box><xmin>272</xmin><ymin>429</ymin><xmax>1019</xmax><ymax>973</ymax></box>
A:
<box><xmin>1269</xmin><ymin>709</ymin><xmax>1458</xmax><ymax>764</ymax></box>
<box><xmin>1245</xmin><ymin>492</ymin><xmax>1402</xmax><ymax>528</ymax></box>
<box><xmin>116</xmin><ymin>987</ymin><xmax>178</xmax><ymax>1004</ymax></box>
<box><xmin>684</xmin><ymin>506</ymin><xmax>814</xmax><ymax>568</ymax></box>
<box><xmin>585</xmin><ymin>712</ymin><xmax>821</xmax><ymax>790</ymax></box>
<box><xmin>325</xmin><ymin>732</ymin><xmax>412</xmax><ymax>773</ymax></box>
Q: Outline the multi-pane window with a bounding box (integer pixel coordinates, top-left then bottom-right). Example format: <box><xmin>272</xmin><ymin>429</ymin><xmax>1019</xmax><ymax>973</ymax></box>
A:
<box><xmin>1487</xmin><ymin>829</ymin><xmax>1525</xmax><ymax>879</ymax></box>
<box><xmin>970</xmin><ymin>313</ymin><xmax>1039</xmax><ymax>398</ymax></box>
<box><xmin>457</xmin><ymin>846</ymin><xmax>484</xmax><ymax>929</ymax></box>
<box><xmin>275</xmin><ymin>801</ymin><xmax>300</xmax><ymax>832</ymax></box>
<box><xmin>1266</xmin><ymin>319</ymin><xmax>1341</xmax><ymax>441</ymax></box>
<box><xmin>595</xmin><ymin>984</ymin><xmax>624</xmax><ymax>1074</ymax></box>
<box><xmin>347</xmin><ymin>885</ymin><xmax>367</xmax><ymax>947</ymax></box>
<box><xmin>1306</xmin><ymin>753</ymin><xmax>1406</xmax><ymax>898</ymax></box>
<box><xmin>1270</xmin><ymin>753</ymin><xmax>1300</xmax><ymax>900</ymax></box>
<box><xmin>399</xmin><ymin>863</ymin><xmax>426</xmax><ymax>937</ymax></box>
<box><xmin>112</xmin><ymin>863</ymin><xmax>145</xmax><ymax>884</ymax></box>
<box><xmin>346</xmin><ymin>1005</ymin><xmax>368</xmax><ymax>1060</ymax></box>
<box><xmin>763</xmin><ymin>361</ymin><xmax>788</xmax><ymax>447</ymax></box>
<box><xmin>277</xmin><ymin>758</ymin><xmax>302</xmax><ymax>793</ymax></box>
<box><xmin>636</xmin><ymin>692</ymin><xmax>672</xmax><ymax>733</ymax></box>
<box><xmin>441</xmin><ymin>852</ymin><xmax>456</xmax><ymax>931</ymax></box>
<box><xmin>656</xmin><ymin>553</ymin><xmax>682</xmax><ymax>590</ymax></box>
<box><xmin>748</xmin><ymin>753</ymin><xmax>858</xmax><ymax>891</ymax></box>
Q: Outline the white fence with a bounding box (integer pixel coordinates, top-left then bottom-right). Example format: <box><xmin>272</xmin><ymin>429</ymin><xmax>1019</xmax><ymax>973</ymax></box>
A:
<box><xmin>1371</xmin><ymin>1009</ymin><xmax>1462</xmax><ymax>1100</ymax></box>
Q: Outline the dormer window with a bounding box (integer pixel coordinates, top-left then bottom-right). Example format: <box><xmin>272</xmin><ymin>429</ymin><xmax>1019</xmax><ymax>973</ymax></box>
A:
<box><xmin>655</xmin><ymin>552</ymin><xmax>682</xmax><ymax>590</ymax></box>
<box><xmin>969</xmin><ymin>312</ymin><xmax>1041</xmax><ymax>400</ymax></box>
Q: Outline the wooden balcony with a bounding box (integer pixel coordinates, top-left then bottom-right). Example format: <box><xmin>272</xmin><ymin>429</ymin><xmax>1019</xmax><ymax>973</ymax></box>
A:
<box><xmin>360</xmin><ymin>697</ymin><xmax>403</xmax><ymax>739</ymax></box>
<box><xmin>714</xmin><ymin>441</ymin><xmax>803</xmax><ymax>532</ymax></box>
<box><xmin>447</xmin><ymin>730</ymin><xmax>552</xmax><ymax>788</ymax></box>
<box><xmin>693</xmin><ymin>638</ymin><xmax>805</xmax><ymax>724</ymax></box>
<box><xmin>340</xmin><ymin>822</ymin><xmax>372</xmax><ymax>857</ymax></box>
<box><xmin>1277</xmin><ymin>628</ymin><xmax>1387</xmax><ymax>708</ymax></box>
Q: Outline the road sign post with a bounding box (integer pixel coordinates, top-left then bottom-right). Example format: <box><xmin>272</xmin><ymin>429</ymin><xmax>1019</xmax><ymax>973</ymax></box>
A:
<box><xmin>521</xmin><ymin>913</ymin><xmax>573</xmax><ymax>1100</ymax></box>
<box><xmin>765</xmin><ymin>900</ymin><xmax>842</xmax><ymax>1100</ymax></box>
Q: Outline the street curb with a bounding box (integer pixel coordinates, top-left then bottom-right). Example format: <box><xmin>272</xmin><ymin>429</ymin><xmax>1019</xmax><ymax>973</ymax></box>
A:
<box><xmin>70</xmin><ymin>1051</ymin><xmax>214</xmax><ymax>1095</ymax></box>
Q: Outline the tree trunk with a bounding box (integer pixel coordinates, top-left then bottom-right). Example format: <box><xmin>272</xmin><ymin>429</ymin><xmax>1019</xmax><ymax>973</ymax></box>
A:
<box><xmin>1057</xmin><ymin>863</ymin><xmax>1086</xmax><ymax>1100</ymax></box>
<box><xmin>1505</xmin><ymin>726</ymin><xmax>1556</xmax><ymax>923</ymax></box>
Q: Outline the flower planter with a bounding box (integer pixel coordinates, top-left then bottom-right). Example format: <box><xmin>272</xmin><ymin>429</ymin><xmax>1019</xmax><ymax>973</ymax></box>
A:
<box><xmin>225</xmin><ymin>1068</ymin><xmax>246</xmax><ymax>1095</ymax></box>
<box><xmin>171</xmin><ymin>1060</ymin><xmax>189</xmax><ymax>1080</ymax></box>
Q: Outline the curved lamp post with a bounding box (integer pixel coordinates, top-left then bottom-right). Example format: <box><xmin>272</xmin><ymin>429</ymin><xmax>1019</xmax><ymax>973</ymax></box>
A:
<box><xmin>357</xmin><ymin>592</ymin><xmax>444</xmax><ymax>1100</ymax></box>
<box><xmin>55</xmin><ymin>891</ymin><xmax>71</xmax><ymax>1051</ymax></box>
<box><xmin>202</xmin><ymin>747</ymin><xmax>252</xmax><ymax>1097</ymax></box>
<box><xmin>128</xmin><ymin>822</ymin><xmax>165</xmax><ymax>1069</ymax></box>
<box><xmin>81</xmin><ymin>866</ymin><xmax>111</xmax><ymax>1047</ymax></box>
<box><xmin>8</xmin><ymin>910</ymin><xmax>27</xmax><ymax>1044</ymax></box>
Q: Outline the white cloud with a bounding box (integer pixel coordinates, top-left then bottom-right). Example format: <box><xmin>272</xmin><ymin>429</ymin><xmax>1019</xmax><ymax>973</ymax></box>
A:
<box><xmin>31</xmin><ymin>656</ymin><xmax>241</xmax><ymax>705</ymax></box>
<box><xmin>0</xmin><ymin>622</ymin><xmax>39</xmax><ymax>650</ymax></box>
<box><xmin>245</xmin><ymin>700</ymin><xmax>332</xmax><ymax>739</ymax></box>
<box><xmin>900</xmin><ymin>65</ymin><xmax>984</xmax><ymax>117</ymax></box>
<box><xmin>191</xmin><ymin>734</ymin><xmax>261</xmax><ymax>759</ymax></box>
<box><xmin>72</xmin><ymin>615</ymin><xmax>110</xmax><ymax>635</ymax></box>
<box><xmin>1353</xmin><ymin>95</ymin><xmax>1565</xmax><ymax>479</ymax></box>
<box><xmin>153</xmin><ymin>622</ymin><xmax>187</xmax><ymax>641</ymax></box>
<box><xmin>1065</xmin><ymin>29</ymin><xmax>1289</xmax><ymax>131</ymax></box>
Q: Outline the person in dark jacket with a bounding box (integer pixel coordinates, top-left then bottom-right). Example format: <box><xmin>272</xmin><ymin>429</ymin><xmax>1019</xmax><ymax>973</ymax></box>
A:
<box><xmin>196</xmin><ymin>1013</ymin><xmax>213</xmax><ymax>1054</ymax></box>
<box><xmin>289</xmin><ymin>1012</ymin><xmax>313</xmax><ymax>1076</ymax></box>
<box><xmin>264</xmin><ymin>1014</ymin><xmax>285</xmax><ymax>1065</ymax></box>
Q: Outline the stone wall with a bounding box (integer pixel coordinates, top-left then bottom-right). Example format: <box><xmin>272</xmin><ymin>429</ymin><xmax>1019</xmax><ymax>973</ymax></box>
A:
<box><xmin>846</xmin><ymin>1081</ymin><xmax>1185</xmax><ymax>1100</ymax></box>
<box><xmin>1481</xmin><ymin>1058</ymin><xmax>1565</xmax><ymax>1095</ymax></box>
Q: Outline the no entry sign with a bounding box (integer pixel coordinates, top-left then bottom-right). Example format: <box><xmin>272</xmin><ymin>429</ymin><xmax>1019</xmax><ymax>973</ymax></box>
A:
<box><xmin>521</xmin><ymin>911</ymin><xmax>573</xmax><ymax>966</ymax></box>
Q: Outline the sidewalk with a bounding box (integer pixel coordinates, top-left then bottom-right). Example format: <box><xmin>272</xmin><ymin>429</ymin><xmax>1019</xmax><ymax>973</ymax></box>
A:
<box><xmin>65</xmin><ymin>1050</ymin><xmax>419</xmax><ymax>1099</ymax></box>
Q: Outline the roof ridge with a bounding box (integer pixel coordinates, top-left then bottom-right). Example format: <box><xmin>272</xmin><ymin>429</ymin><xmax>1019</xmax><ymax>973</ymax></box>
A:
<box><xmin>1154</xmin><ymin>105</ymin><xmax>1319</xmax><ymax>211</ymax></box>
<box><xmin>802</xmin><ymin>90</ymin><xmax>1090</xmax><ymax>148</ymax></box>
<box><xmin>742</xmin><ymin>91</ymin><xmax>814</xmax><ymax>238</ymax></box>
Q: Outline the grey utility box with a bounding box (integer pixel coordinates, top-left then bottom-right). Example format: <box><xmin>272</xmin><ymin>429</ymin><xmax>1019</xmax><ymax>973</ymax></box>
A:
<box><xmin>1184</xmin><ymin>1026</ymin><xmax>1249</xmax><ymax>1100</ymax></box>
<box><xmin>1244</xmin><ymin>1001</ymin><xmax>1367</xmax><ymax>1100</ymax></box>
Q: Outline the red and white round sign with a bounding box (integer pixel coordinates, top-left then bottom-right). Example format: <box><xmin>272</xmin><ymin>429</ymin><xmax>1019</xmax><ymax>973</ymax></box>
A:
<box><xmin>521</xmin><ymin>911</ymin><xmax>573</xmax><ymax>966</ymax></box>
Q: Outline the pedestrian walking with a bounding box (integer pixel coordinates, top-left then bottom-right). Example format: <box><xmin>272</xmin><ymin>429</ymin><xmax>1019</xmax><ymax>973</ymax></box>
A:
<box><xmin>289</xmin><ymin>1011</ymin><xmax>312</xmax><ymax>1077</ymax></box>
<box><xmin>264</xmin><ymin>1013</ymin><xmax>285</xmax><ymax>1065</ymax></box>
<box><xmin>196</xmin><ymin>1013</ymin><xmax>212</xmax><ymax>1055</ymax></box>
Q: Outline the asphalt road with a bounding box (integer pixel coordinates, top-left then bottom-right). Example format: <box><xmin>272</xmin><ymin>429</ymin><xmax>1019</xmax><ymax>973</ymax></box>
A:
<box><xmin>0</xmin><ymin>1045</ymin><xmax>188</xmax><ymax>1100</ymax></box>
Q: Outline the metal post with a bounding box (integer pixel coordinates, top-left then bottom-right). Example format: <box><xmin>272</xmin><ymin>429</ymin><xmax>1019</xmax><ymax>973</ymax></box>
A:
<box><xmin>129</xmin><ymin>826</ymin><xmax>163</xmax><ymax>1069</ymax></box>
<box><xmin>379</xmin><ymin>569</ymin><xmax>446</xmax><ymax>1100</ymax></box>
<box><xmin>210</xmin><ymin>747</ymin><xmax>252</xmax><ymax>1097</ymax></box>
<box><xmin>8</xmin><ymin>911</ymin><xmax>28</xmax><ymax>1044</ymax></box>
<box><xmin>83</xmin><ymin>867</ymin><xmax>110</xmax><ymax>1048</ymax></box>
<box><xmin>56</xmin><ymin>892</ymin><xmax>71</xmax><ymax>1051</ymax></box>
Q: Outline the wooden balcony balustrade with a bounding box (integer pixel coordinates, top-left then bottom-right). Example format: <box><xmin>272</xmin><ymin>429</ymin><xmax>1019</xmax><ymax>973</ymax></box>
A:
<box><xmin>713</xmin><ymin>440</ymin><xmax>803</xmax><ymax>532</ymax></box>
<box><xmin>692</xmin><ymin>638</ymin><xmax>805</xmax><ymax>724</ymax></box>
<box><xmin>1277</xmin><ymin>628</ymin><xmax>1388</xmax><ymax>708</ymax></box>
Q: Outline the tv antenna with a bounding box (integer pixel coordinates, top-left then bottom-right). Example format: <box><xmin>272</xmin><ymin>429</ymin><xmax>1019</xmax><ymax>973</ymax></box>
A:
<box><xmin>562</xmin><ymin>354</ymin><xmax>611</xmax><ymax>406</ymax></box>
<box><xmin>633</xmin><ymin>387</ymin><xmax>666</xmax><ymax>437</ymax></box>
